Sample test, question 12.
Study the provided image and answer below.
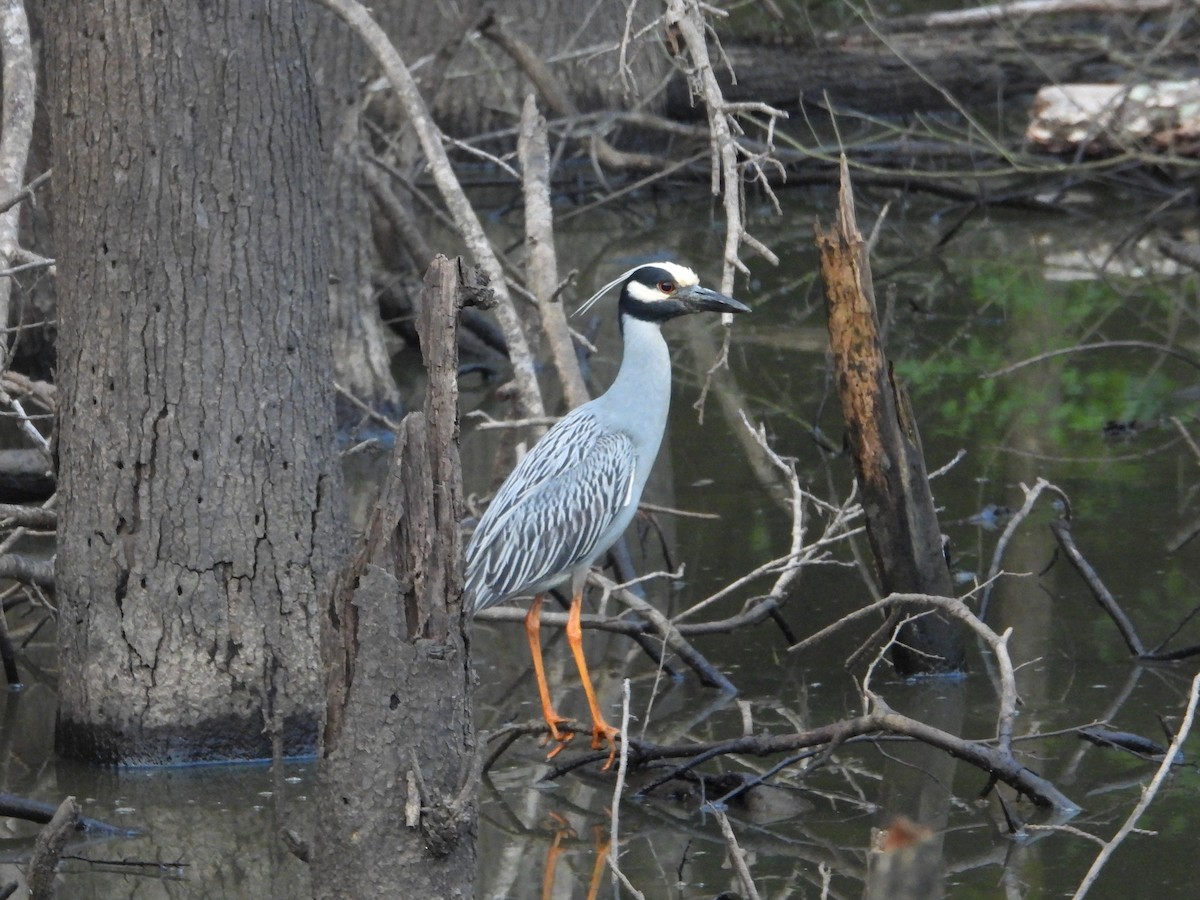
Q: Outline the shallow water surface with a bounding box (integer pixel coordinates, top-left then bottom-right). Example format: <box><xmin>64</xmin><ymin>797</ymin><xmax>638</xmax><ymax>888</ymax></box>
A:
<box><xmin>4</xmin><ymin>184</ymin><xmax>1200</xmax><ymax>898</ymax></box>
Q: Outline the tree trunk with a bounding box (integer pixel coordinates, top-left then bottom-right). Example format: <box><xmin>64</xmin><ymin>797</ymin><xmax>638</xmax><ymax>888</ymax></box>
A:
<box><xmin>46</xmin><ymin>0</ymin><xmax>345</xmax><ymax>763</ymax></box>
<box><xmin>313</xmin><ymin>256</ymin><xmax>475</xmax><ymax>898</ymax></box>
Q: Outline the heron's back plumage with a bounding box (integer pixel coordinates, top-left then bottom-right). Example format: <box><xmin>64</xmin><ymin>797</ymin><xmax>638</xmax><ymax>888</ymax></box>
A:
<box><xmin>465</xmin><ymin>408</ymin><xmax>637</xmax><ymax>612</ymax></box>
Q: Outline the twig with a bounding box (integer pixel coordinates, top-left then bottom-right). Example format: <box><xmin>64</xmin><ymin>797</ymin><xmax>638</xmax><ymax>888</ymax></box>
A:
<box><xmin>665</xmin><ymin>0</ymin><xmax>783</xmax><ymax>415</ymax></box>
<box><xmin>480</xmin><ymin>13</ymin><xmax>662</xmax><ymax>172</ymax></box>
<box><xmin>984</xmin><ymin>341</ymin><xmax>1200</xmax><ymax>379</ymax></box>
<box><xmin>593</xmin><ymin>572</ymin><xmax>737</xmax><ymax>693</ymax></box>
<box><xmin>0</xmin><ymin>168</ymin><xmax>48</xmax><ymax>216</ymax></box>
<box><xmin>794</xmin><ymin>591</ymin><xmax>1022</xmax><ymax>753</ymax></box>
<box><xmin>607</xmin><ymin>678</ymin><xmax>644</xmax><ymax>898</ymax></box>
<box><xmin>1071</xmin><ymin>671</ymin><xmax>1200</xmax><ymax>899</ymax></box>
<box><xmin>627</xmin><ymin>705</ymin><xmax>1078</xmax><ymax>813</ymax></box>
<box><xmin>979</xmin><ymin>478</ymin><xmax>1069</xmax><ymax>620</ymax></box>
<box><xmin>1049</xmin><ymin>519</ymin><xmax>1146</xmax><ymax>657</ymax></box>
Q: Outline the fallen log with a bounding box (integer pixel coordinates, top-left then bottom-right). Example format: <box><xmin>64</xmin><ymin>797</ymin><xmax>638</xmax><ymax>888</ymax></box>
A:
<box><xmin>683</xmin><ymin>5</ymin><xmax>1197</xmax><ymax>117</ymax></box>
<box><xmin>1026</xmin><ymin>80</ymin><xmax>1200</xmax><ymax>156</ymax></box>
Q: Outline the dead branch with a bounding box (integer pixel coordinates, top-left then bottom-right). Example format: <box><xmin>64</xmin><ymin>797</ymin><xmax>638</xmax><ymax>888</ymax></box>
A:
<box><xmin>873</xmin><ymin>0</ymin><xmax>1179</xmax><ymax>34</ymax></box>
<box><xmin>2</xmin><ymin>371</ymin><xmax>56</xmax><ymax>411</ymax></box>
<box><xmin>0</xmin><ymin>503</ymin><xmax>54</xmax><ymax>528</ymax></box>
<box><xmin>1071</xmin><ymin>671</ymin><xmax>1200</xmax><ymax>899</ymax></box>
<box><xmin>518</xmin><ymin>95</ymin><xmax>589</xmax><ymax>410</ymax></box>
<box><xmin>979</xmin><ymin>478</ymin><xmax>1070</xmax><ymax>620</ymax></box>
<box><xmin>791</xmin><ymin>591</ymin><xmax>1021</xmax><ymax>754</ymax></box>
<box><xmin>541</xmin><ymin>702</ymin><xmax>1078</xmax><ymax>813</ymax></box>
<box><xmin>1049</xmin><ymin>519</ymin><xmax>1147</xmax><ymax>657</ymax></box>
<box><xmin>480</xmin><ymin>14</ymin><xmax>662</xmax><ymax>172</ymax></box>
<box><xmin>25</xmin><ymin>796</ymin><xmax>80</xmax><ymax>900</ymax></box>
<box><xmin>714</xmin><ymin>807</ymin><xmax>762</xmax><ymax>900</ymax></box>
<box><xmin>315</xmin><ymin>0</ymin><xmax>546</xmax><ymax>421</ymax></box>
<box><xmin>0</xmin><ymin>792</ymin><xmax>131</xmax><ymax>836</ymax></box>
<box><xmin>592</xmin><ymin>571</ymin><xmax>736</xmax><ymax>693</ymax></box>
<box><xmin>665</xmin><ymin>0</ymin><xmax>783</xmax><ymax>418</ymax></box>
<box><xmin>0</xmin><ymin>169</ymin><xmax>48</xmax><ymax>216</ymax></box>
<box><xmin>0</xmin><ymin>553</ymin><xmax>54</xmax><ymax>587</ymax></box>
<box><xmin>984</xmin><ymin>340</ymin><xmax>1200</xmax><ymax>378</ymax></box>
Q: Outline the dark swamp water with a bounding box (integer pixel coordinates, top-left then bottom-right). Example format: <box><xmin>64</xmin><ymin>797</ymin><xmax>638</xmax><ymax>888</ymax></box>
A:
<box><xmin>3</xmin><ymin>180</ymin><xmax>1200</xmax><ymax>898</ymax></box>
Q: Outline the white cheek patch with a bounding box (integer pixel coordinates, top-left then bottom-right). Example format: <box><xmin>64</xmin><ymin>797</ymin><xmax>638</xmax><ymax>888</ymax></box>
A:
<box><xmin>626</xmin><ymin>280</ymin><xmax>667</xmax><ymax>303</ymax></box>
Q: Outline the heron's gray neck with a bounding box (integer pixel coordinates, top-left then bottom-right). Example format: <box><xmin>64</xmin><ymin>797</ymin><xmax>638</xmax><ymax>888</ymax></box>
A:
<box><xmin>594</xmin><ymin>313</ymin><xmax>672</xmax><ymax>457</ymax></box>
<box><xmin>610</xmin><ymin>313</ymin><xmax>670</xmax><ymax>401</ymax></box>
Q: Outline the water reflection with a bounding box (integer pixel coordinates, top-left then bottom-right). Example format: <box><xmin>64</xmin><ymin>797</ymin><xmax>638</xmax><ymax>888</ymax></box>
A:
<box><xmin>4</xmin><ymin>189</ymin><xmax>1200</xmax><ymax>897</ymax></box>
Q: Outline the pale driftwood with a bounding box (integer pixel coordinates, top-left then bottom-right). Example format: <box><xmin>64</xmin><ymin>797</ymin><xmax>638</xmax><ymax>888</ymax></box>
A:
<box><xmin>710</xmin><ymin>6</ymin><xmax>1193</xmax><ymax>120</ymax></box>
<box><xmin>1027</xmin><ymin>80</ymin><xmax>1200</xmax><ymax>156</ymax></box>
<box><xmin>316</xmin><ymin>0</ymin><xmax>547</xmax><ymax>421</ymax></box>
<box><xmin>517</xmin><ymin>95</ymin><xmax>589</xmax><ymax>411</ymax></box>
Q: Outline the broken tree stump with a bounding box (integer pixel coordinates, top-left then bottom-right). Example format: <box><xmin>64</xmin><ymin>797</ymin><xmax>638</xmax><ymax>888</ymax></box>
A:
<box><xmin>313</xmin><ymin>255</ymin><xmax>478</xmax><ymax>898</ymax></box>
<box><xmin>815</xmin><ymin>157</ymin><xmax>965</xmax><ymax>676</ymax></box>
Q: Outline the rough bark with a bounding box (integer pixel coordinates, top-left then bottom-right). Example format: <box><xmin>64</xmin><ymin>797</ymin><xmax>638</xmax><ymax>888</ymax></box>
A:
<box><xmin>46</xmin><ymin>0</ymin><xmax>345</xmax><ymax>763</ymax></box>
<box><xmin>313</xmin><ymin>255</ymin><xmax>474</xmax><ymax>898</ymax></box>
<box><xmin>816</xmin><ymin>159</ymin><xmax>965</xmax><ymax>675</ymax></box>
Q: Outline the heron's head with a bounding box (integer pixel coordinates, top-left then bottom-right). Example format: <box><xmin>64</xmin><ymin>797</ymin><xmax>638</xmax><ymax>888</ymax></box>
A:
<box><xmin>576</xmin><ymin>261</ymin><xmax>750</xmax><ymax>322</ymax></box>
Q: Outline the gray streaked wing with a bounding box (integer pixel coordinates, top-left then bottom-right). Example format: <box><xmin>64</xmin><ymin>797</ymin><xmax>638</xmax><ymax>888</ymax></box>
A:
<box><xmin>466</xmin><ymin>411</ymin><xmax>636</xmax><ymax>610</ymax></box>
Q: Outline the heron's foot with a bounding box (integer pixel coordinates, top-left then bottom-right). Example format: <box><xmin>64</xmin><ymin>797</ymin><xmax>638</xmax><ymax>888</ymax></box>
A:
<box><xmin>592</xmin><ymin>721</ymin><xmax>621</xmax><ymax>771</ymax></box>
<box><xmin>541</xmin><ymin>713</ymin><xmax>575</xmax><ymax>759</ymax></box>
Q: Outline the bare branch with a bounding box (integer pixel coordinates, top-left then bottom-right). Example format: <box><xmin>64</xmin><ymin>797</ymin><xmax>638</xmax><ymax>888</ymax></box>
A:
<box><xmin>314</xmin><ymin>0</ymin><xmax>546</xmax><ymax>420</ymax></box>
<box><xmin>1071</xmin><ymin>672</ymin><xmax>1200</xmax><ymax>899</ymax></box>
<box><xmin>518</xmin><ymin>95</ymin><xmax>589</xmax><ymax>409</ymax></box>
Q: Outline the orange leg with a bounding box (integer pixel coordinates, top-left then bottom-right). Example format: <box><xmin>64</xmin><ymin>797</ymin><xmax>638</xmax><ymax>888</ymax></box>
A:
<box><xmin>565</xmin><ymin>594</ymin><xmax>620</xmax><ymax>769</ymax></box>
<box><xmin>525</xmin><ymin>595</ymin><xmax>573</xmax><ymax>752</ymax></box>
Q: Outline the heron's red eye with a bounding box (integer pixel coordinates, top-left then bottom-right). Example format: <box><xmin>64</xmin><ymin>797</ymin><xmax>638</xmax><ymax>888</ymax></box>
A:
<box><xmin>657</xmin><ymin>280</ymin><xmax>675</xmax><ymax>294</ymax></box>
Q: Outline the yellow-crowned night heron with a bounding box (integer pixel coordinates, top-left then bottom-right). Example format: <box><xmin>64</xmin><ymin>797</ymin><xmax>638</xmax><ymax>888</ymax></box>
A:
<box><xmin>466</xmin><ymin>262</ymin><xmax>750</xmax><ymax>767</ymax></box>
